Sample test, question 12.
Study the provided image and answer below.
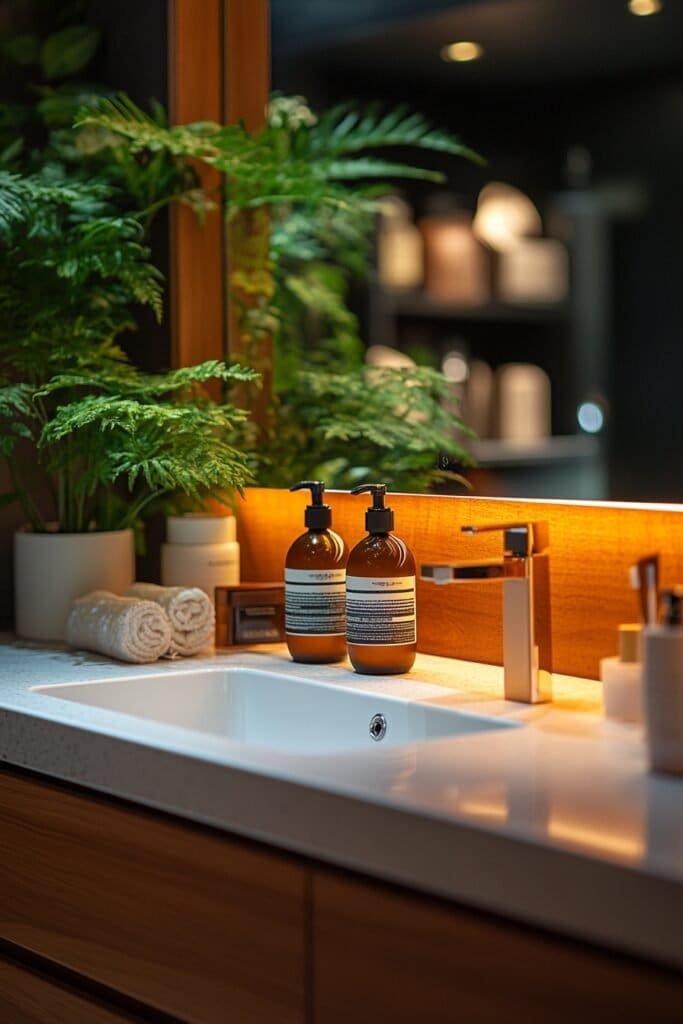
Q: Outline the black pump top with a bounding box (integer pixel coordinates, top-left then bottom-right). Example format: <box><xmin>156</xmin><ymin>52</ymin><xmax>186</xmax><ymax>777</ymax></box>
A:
<box><xmin>661</xmin><ymin>587</ymin><xmax>683</xmax><ymax>626</ymax></box>
<box><xmin>290</xmin><ymin>480</ymin><xmax>332</xmax><ymax>530</ymax></box>
<box><xmin>350</xmin><ymin>483</ymin><xmax>394</xmax><ymax>534</ymax></box>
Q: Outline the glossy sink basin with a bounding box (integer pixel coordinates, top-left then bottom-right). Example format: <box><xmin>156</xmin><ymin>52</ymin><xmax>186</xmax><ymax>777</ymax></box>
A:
<box><xmin>33</xmin><ymin>667</ymin><xmax>518</xmax><ymax>755</ymax></box>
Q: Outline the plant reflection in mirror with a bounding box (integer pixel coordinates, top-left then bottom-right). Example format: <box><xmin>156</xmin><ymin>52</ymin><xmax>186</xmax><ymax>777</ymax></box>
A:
<box><xmin>80</xmin><ymin>92</ymin><xmax>479</xmax><ymax>491</ymax></box>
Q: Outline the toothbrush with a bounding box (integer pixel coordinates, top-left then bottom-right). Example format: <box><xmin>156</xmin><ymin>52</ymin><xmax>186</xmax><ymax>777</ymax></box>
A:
<box><xmin>629</xmin><ymin>555</ymin><xmax>660</xmax><ymax>625</ymax></box>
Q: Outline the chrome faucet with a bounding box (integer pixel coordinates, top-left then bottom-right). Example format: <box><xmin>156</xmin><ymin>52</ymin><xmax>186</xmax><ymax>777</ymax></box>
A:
<box><xmin>421</xmin><ymin>522</ymin><xmax>552</xmax><ymax>704</ymax></box>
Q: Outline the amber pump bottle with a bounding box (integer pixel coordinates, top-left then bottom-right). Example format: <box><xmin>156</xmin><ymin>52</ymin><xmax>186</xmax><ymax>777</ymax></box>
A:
<box><xmin>346</xmin><ymin>484</ymin><xmax>416</xmax><ymax>675</ymax></box>
<box><xmin>285</xmin><ymin>481</ymin><xmax>348</xmax><ymax>664</ymax></box>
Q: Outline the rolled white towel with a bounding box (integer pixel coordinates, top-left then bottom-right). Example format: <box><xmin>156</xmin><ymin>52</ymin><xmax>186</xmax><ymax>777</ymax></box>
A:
<box><xmin>128</xmin><ymin>582</ymin><xmax>215</xmax><ymax>657</ymax></box>
<box><xmin>66</xmin><ymin>591</ymin><xmax>172</xmax><ymax>664</ymax></box>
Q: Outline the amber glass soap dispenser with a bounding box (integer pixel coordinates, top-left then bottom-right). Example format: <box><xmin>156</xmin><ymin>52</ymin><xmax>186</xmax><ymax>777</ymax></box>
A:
<box><xmin>285</xmin><ymin>481</ymin><xmax>348</xmax><ymax>663</ymax></box>
<box><xmin>346</xmin><ymin>484</ymin><xmax>416</xmax><ymax>675</ymax></box>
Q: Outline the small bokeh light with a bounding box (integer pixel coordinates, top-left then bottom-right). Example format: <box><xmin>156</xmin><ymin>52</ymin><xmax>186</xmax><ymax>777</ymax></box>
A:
<box><xmin>442</xmin><ymin>350</ymin><xmax>469</xmax><ymax>383</ymax></box>
<box><xmin>628</xmin><ymin>0</ymin><xmax>662</xmax><ymax>15</ymax></box>
<box><xmin>441</xmin><ymin>41</ymin><xmax>484</xmax><ymax>63</ymax></box>
<box><xmin>577</xmin><ymin>401</ymin><xmax>605</xmax><ymax>434</ymax></box>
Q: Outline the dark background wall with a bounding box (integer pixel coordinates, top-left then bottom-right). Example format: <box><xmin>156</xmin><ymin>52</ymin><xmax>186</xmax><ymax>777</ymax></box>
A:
<box><xmin>89</xmin><ymin>0</ymin><xmax>171</xmax><ymax>374</ymax></box>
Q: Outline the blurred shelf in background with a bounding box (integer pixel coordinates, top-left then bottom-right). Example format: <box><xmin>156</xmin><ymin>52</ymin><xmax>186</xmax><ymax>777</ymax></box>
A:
<box><xmin>377</xmin><ymin>290</ymin><xmax>570</xmax><ymax>325</ymax></box>
<box><xmin>464</xmin><ymin>434</ymin><xmax>606</xmax><ymax>500</ymax></box>
<box><xmin>362</xmin><ymin>190</ymin><xmax>614</xmax><ymax>501</ymax></box>
<box><xmin>469</xmin><ymin>434</ymin><xmax>599</xmax><ymax>467</ymax></box>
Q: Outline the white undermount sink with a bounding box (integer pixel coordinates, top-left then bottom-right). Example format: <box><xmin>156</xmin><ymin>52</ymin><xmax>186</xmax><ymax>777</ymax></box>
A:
<box><xmin>33</xmin><ymin>667</ymin><xmax>518</xmax><ymax>755</ymax></box>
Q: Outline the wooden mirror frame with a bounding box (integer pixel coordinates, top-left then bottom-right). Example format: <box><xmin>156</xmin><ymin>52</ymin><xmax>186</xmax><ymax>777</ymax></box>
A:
<box><xmin>167</xmin><ymin>0</ymin><xmax>270</xmax><ymax>412</ymax></box>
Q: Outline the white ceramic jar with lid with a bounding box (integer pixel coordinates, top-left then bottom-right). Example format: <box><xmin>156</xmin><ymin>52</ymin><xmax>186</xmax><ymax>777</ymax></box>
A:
<box><xmin>161</xmin><ymin>515</ymin><xmax>240</xmax><ymax>597</ymax></box>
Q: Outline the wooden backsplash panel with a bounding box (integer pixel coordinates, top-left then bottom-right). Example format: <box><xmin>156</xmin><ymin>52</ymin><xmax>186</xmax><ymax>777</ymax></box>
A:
<box><xmin>236</xmin><ymin>488</ymin><xmax>683</xmax><ymax>680</ymax></box>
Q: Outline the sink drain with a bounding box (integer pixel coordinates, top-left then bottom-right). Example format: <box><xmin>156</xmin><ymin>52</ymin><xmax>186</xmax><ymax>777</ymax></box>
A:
<box><xmin>369</xmin><ymin>713</ymin><xmax>387</xmax><ymax>742</ymax></box>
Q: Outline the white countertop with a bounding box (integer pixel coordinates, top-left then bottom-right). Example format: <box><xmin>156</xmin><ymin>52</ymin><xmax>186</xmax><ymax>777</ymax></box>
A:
<box><xmin>1</xmin><ymin>637</ymin><xmax>682</xmax><ymax>969</ymax></box>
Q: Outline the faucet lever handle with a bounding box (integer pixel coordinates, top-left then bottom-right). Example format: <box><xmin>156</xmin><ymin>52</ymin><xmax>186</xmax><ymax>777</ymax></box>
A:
<box><xmin>461</xmin><ymin>522</ymin><xmax>547</xmax><ymax>557</ymax></box>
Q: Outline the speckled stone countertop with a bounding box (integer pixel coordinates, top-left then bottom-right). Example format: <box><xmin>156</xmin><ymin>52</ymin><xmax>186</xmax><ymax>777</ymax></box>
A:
<box><xmin>1</xmin><ymin>636</ymin><xmax>682</xmax><ymax>969</ymax></box>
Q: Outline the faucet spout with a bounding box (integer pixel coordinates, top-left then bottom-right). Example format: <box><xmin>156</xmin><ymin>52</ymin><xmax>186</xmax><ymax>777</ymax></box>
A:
<box><xmin>421</xmin><ymin>521</ymin><xmax>552</xmax><ymax>704</ymax></box>
<box><xmin>420</xmin><ymin>560</ymin><xmax>504</xmax><ymax>584</ymax></box>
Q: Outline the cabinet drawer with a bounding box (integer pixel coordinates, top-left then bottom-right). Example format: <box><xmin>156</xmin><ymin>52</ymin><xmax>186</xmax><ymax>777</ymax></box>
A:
<box><xmin>0</xmin><ymin>771</ymin><xmax>306</xmax><ymax>1024</ymax></box>
<box><xmin>313</xmin><ymin>872</ymin><xmax>683</xmax><ymax>1024</ymax></box>
<box><xmin>0</xmin><ymin>954</ymin><xmax>137</xmax><ymax>1024</ymax></box>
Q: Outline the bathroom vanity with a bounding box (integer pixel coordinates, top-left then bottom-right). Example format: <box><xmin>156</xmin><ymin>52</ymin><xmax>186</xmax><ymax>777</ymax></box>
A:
<box><xmin>1</xmin><ymin>641</ymin><xmax>682</xmax><ymax>1022</ymax></box>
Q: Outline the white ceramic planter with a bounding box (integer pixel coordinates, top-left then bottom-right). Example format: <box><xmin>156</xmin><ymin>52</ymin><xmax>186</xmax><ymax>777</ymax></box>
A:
<box><xmin>14</xmin><ymin>528</ymin><xmax>135</xmax><ymax>641</ymax></box>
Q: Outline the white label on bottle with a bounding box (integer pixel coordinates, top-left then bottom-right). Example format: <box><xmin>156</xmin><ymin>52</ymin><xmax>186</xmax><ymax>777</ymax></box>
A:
<box><xmin>285</xmin><ymin>568</ymin><xmax>346</xmax><ymax>636</ymax></box>
<box><xmin>346</xmin><ymin>575</ymin><xmax>416</xmax><ymax>647</ymax></box>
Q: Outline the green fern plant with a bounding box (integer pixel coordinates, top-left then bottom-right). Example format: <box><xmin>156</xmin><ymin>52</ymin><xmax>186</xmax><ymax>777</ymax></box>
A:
<box><xmin>261</xmin><ymin>367</ymin><xmax>472</xmax><ymax>492</ymax></box>
<box><xmin>77</xmin><ymin>93</ymin><xmax>479</xmax><ymax>235</ymax></box>
<box><xmin>0</xmin><ymin>171</ymin><xmax>257</xmax><ymax>533</ymax></box>
<box><xmin>79</xmin><ymin>93</ymin><xmax>478</xmax><ymax>491</ymax></box>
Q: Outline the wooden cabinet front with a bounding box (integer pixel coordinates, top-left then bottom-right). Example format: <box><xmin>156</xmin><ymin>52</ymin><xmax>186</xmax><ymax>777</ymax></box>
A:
<box><xmin>2</xmin><ymin>768</ymin><xmax>683</xmax><ymax>1023</ymax></box>
<box><xmin>0</xmin><ymin>771</ymin><xmax>306</xmax><ymax>1024</ymax></box>
<box><xmin>312</xmin><ymin>872</ymin><xmax>683</xmax><ymax>1024</ymax></box>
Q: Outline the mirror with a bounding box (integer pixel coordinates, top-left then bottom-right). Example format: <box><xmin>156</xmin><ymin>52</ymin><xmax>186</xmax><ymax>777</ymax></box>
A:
<box><xmin>271</xmin><ymin>0</ymin><xmax>683</xmax><ymax>502</ymax></box>
<box><xmin>2</xmin><ymin>0</ymin><xmax>681</xmax><ymax>530</ymax></box>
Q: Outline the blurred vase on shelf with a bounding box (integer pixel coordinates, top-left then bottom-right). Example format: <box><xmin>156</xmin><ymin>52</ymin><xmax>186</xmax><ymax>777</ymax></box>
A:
<box><xmin>419</xmin><ymin>211</ymin><xmax>490</xmax><ymax>304</ymax></box>
<box><xmin>496</xmin><ymin>363</ymin><xmax>551</xmax><ymax>442</ymax></box>
<box><xmin>462</xmin><ymin>359</ymin><xmax>495</xmax><ymax>439</ymax></box>
<box><xmin>498</xmin><ymin>237</ymin><xmax>569</xmax><ymax>304</ymax></box>
<box><xmin>473</xmin><ymin>182</ymin><xmax>542</xmax><ymax>251</ymax></box>
<box><xmin>376</xmin><ymin>196</ymin><xmax>423</xmax><ymax>291</ymax></box>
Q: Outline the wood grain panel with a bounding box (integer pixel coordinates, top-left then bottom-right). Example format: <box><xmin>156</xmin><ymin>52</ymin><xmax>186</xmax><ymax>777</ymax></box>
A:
<box><xmin>224</xmin><ymin>0</ymin><xmax>273</xmax><ymax>429</ymax></box>
<box><xmin>0</xmin><ymin>771</ymin><xmax>306</xmax><ymax>1024</ymax></box>
<box><xmin>236</xmin><ymin>488</ymin><xmax>683</xmax><ymax>679</ymax></box>
<box><xmin>225</xmin><ymin>0</ymin><xmax>270</xmax><ymax>132</ymax></box>
<box><xmin>313</xmin><ymin>872</ymin><xmax>683</xmax><ymax>1024</ymax></box>
<box><xmin>168</xmin><ymin>0</ymin><xmax>224</xmax><ymax>374</ymax></box>
<box><xmin>0</xmin><ymin>956</ymin><xmax>135</xmax><ymax>1024</ymax></box>
<box><xmin>168</xmin><ymin>0</ymin><xmax>272</xmax><ymax>415</ymax></box>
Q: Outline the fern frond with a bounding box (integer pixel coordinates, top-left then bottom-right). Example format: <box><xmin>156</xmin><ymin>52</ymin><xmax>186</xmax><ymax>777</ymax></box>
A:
<box><xmin>325</xmin><ymin>158</ymin><xmax>444</xmax><ymax>184</ymax></box>
<box><xmin>0</xmin><ymin>174</ymin><xmax>26</xmax><ymax>233</ymax></box>
<box><xmin>260</xmin><ymin>365</ymin><xmax>474</xmax><ymax>491</ymax></box>
<box><xmin>0</xmin><ymin>381</ymin><xmax>35</xmax><ymax>419</ymax></box>
<box><xmin>36</xmin><ymin>361</ymin><xmax>259</xmax><ymax>401</ymax></box>
<box><xmin>0</xmin><ymin>170</ymin><xmax>111</xmax><ymax>235</ymax></box>
<box><xmin>18</xmin><ymin>215</ymin><xmax>164</xmax><ymax>320</ymax></box>
<box><xmin>0</xmin><ymin>382</ymin><xmax>37</xmax><ymax>455</ymax></box>
<box><xmin>157</xmin><ymin>361</ymin><xmax>259</xmax><ymax>392</ymax></box>
<box><xmin>107</xmin><ymin>433</ymin><xmax>252</xmax><ymax>498</ymax></box>
<box><xmin>76</xmin><ymin>93</ymin><xmax>225</xmax><ymax>158</ymax></box>
<box><xmin>309</xmin><ymin>106</ymin><xmax>482</xmax><ymax>164</ymax></box>
<box><xmin>40</xmin><ymin>394</ymin><xmax>249</xmax><ymax>444</ymax></box>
